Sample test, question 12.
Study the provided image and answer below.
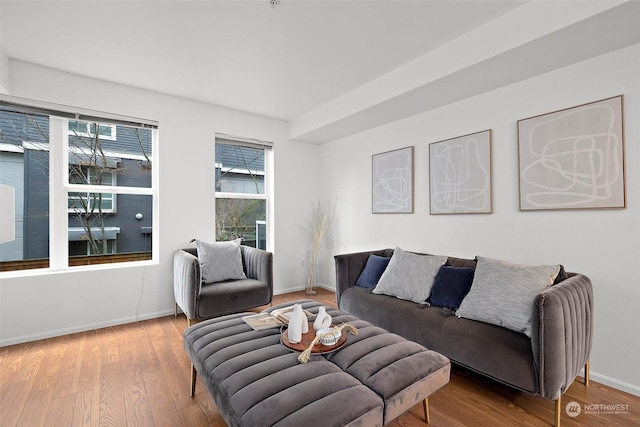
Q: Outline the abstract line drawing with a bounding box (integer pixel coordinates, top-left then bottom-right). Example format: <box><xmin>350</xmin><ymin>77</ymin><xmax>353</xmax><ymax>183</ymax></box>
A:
<box><xmin>429</xmin><ymin>130</ymin><xmax>492</xmax><ymax>214</ymax></box>
<box><xmin>372</xmin><ymin>146</ymin><xmax>413</xmax><ymax>213</ymax></box>
<box><xmin>518</xmin><ymin>95</ymin><xmax>625</xmax><ymax>211</ymax></box>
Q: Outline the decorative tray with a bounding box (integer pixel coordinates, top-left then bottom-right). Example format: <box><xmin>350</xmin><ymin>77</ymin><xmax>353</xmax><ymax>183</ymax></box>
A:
<box><xmin>281</xmin><ymin>322</ymin><xmax>347</xmax><ymax>354</ymax></box>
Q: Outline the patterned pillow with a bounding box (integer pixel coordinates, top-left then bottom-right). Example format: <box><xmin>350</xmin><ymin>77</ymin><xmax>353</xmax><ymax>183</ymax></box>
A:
<box><xmin>456</xmin><ymin>256</ymin><xmax>560</xmax><ymax>337</ymax></box>
<box><xmin>372</xmin><ymin>248</ymin><xmax>448</xmax><ymax>304</ymax></box>
<box><xmin>194</xmin><ymin>239</ymin><xmax>246</xmax><ymax>283</ymax></box>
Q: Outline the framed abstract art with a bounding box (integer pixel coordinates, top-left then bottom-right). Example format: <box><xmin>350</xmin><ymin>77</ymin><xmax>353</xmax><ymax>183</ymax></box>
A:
<box><xmin>518</xmin><ymin>95</ymin><xmax>625</xmax><ymax>211</ymax></box>
<box><xmin>372</xmin><ymin>146</ymin><xmax>414</xmax><ymax>213</ymax></box>
<box><xmin>429</xmin><ymin>130</ymin><xmax>492</xmax><ymax>214</ymax></box>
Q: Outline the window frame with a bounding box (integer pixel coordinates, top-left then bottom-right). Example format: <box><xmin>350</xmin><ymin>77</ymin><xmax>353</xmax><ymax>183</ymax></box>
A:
<box><xmin>214</xmin><ymin>134</ymin><xmax>273</xmax><ymax>251</ymax></box>
<box><xmin>68</xmin><ymin>167</ymin><xmax>117</xmax><ymax>213</ymax></box>
<box><xmin>0</xmin><ymin>95</ymin><xmax>159</xmax><ymax>276</ymax></box>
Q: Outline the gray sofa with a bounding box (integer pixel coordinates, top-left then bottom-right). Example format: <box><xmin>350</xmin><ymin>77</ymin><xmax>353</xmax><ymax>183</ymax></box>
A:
<box><xmin>335</xmin><ymin>248</ymin><xmax>593</xmax><ymax>427</ymax></box>
<box><xmin>173</xmin><ymin>246</ymin><xmax>273</xmax><ymax>326</ymax></box>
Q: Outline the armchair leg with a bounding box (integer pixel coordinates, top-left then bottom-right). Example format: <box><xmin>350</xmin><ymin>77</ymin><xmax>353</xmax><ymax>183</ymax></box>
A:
<box><xmin>555</xmin><ymin>397</ymin><xmax>561</xmax><ymax>427</ymax></box>
<box><xmin>585</xmin><ymin>360</ymin><xmax>590</xmax><ymax>386</ymax></box>
<box><xmin>423</xmin><ymin>397</ymin><xmax>430</xmax><ymax>424</ymax></box>
<box><xmin>174</xmin><ymin>301</ymin><xmax>178</xmax><ymax>317</ymax></box>
<box><xmin>187</xmin><ymin>317</ymin><xmax>192</xmax><ymax>328</ymax></box>
<box><xmin>190</xmin><ymin>364</ymin><xmax>197</xmax><ymax>397</ymax></box>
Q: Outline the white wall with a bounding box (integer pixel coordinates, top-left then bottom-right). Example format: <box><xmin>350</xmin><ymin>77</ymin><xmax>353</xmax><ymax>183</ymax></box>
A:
<box><xmin>318</xmin><ymin>44</ymin><xmax>640</xmax><ymax>396</ymax></box>
<box><xmin>0</xmin><ymin>60</ymin><xmax>320</xmax><ymax>345</ymax></box>
<box><xmin>0</xmin><ymin>50</ymin><xmax>9</xmax><ymax>94</ymax></box>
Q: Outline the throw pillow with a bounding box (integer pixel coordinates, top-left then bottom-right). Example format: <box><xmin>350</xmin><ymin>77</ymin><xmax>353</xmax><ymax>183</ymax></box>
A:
<box><xmin>355</xmin><ymin>255</ymin><xmax>391</xmax><ymax>289</ymax></box>
<box><xmin>428</xmin><ymin>266</ymin><xmax>475</xmax><ymax>310</ymax></box>
<box><xmin>194</xmin><ymin>238</ymin><xmax>246</xmax><ymax>283</ymax></box>
<box><xmin>456</xmin><ymin>256</ymin><xmax>560</xmax><ymax>337</ymax></box>
<box><xmin>372</xmin><ymin>248</ymin><xmax>448</xmax><ymax>304</ymax></box>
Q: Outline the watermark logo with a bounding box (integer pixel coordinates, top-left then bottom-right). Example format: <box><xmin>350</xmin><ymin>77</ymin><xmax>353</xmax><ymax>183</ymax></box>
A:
<box><xmin>565</xmin><ymin>401</ymin><xmax>630</xmax><ymax>418</ymax></box>
<box><xmin>566</xmin><ymin>401</ymin><xmax>581</xmax><ymax>417</ymax></box>
<box><xmin>584</xmin><ymin>403</ymin><xmax>630</xmax><ymax>415</ymax></box>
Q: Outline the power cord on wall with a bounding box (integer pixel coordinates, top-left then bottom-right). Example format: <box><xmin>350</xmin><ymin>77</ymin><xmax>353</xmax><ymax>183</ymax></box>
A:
<box><xmin>136</xmin><ymin>266</ymin><xmax>146</xmax><ymax>322</ymax></box>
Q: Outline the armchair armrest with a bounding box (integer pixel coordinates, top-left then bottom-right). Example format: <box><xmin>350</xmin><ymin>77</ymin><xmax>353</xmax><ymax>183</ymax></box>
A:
<box><xmin>531</xmin><ymin>273</ymin><xmax>594</xmax><ymax>399</ymax></box>
<box><xmin>240</xmin><ymin>245</ymin><xmax>274</xmax><ymax>302</ymax></box>
<box><xmin>173</xmin><ymin>249</ymin><xmax>201</xmax><ymax>320</ymax></box>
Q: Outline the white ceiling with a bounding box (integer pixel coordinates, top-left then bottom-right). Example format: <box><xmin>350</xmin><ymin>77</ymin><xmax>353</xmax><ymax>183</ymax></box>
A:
<box><xmin>0</xmin><ymin>0</ymin><xmax>526</xmax><ymax>121</ymax></box>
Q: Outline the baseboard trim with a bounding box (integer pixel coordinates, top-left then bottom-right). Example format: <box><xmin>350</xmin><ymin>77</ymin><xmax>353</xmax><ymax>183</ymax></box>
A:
<box><xmin>589</xmin><ymin>370</ymin><xmax>640</xmax><ymax>397</ymax></box>
<box><xmin>0</xmin><ymin>309</ymin><xmax>175</xmax><ymax>347</ymax></box>
<box><xmin>273</xmin><ymin>283</ymin><xmax>335</xmax><ymax>295</ymax></box>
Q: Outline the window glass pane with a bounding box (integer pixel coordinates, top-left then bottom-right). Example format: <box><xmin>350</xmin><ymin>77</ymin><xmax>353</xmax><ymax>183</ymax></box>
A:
<box><xmin>215</xmin><ymin>198</ymin><xmax>266</xmax><ymax>249</ymax></box>
<box><xmin>68</xmin><ymin>193</ymin><xmax>152</xmax><ymax>266</ymax></box>
<box><xmin>215</xmin><ymin>143</ymin><xmax>264</xmax><ymax>195</ymax></box>
<box><xmin>68</xmin><ymin>192</ymin><xmax>115</xmax><ymax>212</ymax></box>
<box><xmin>0</xmin><ymin>108</ymin><xmax>50</xmax><ymax>271</ymax></box>
<box><xmin>68</xmin><ymin>121</ymin><xmax>152</xmax><ymax>188</ymax></box>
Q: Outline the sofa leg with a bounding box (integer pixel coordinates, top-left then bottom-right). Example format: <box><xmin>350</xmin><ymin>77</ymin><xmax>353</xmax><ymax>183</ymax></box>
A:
<box><xmin>555</xmin><ymin>397</ymin><xmax>561</xmax><ymax>427</ymax></box>
<box><xmin>190</xmin><ymin>364</ymin><xmax>197</xmax><ymax>397</ymax></box>
<box><xmin>423</xmin><ymin>397</ymin><xmax>430</xmax><ymax>424</ymax></box>
<box><xmin>585</xmin><ymin>360</ymin><xmax>590</xmax><ymax>386</ymax></box>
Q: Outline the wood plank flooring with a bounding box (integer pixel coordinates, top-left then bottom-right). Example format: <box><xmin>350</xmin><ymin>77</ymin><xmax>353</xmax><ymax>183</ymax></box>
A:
<box><xmin>1</xmin><ymin>288</ymin><xmax>638</xmax><ymax>426</ymax></box>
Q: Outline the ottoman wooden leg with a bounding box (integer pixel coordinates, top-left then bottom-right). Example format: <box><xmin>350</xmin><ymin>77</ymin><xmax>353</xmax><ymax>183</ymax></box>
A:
<box><xmin>190</xmin><ymin>364</ymin><xmax>197</xmax><ymax>397</ymax></box>
<box><xmin>423</xmin><ymin>397</ymin><xmax>430</xmax><ymax>423</ymax></box>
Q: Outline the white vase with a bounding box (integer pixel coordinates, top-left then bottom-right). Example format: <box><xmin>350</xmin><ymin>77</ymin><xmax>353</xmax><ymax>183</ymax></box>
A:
<box><xmin>313</xmin><ymin>306</ymin><xmax>332</xmax><ymax>331</ymax></box>
<box><xmin>288</xmin><ymin>304</ymin><xmax>308</xmax><ymax>343</ymax></box>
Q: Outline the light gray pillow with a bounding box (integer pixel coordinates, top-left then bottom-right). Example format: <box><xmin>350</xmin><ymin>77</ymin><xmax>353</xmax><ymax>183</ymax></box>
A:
<box><xmin>456</xmin><ymin>256</ymin><xmax>560</xmax><ymax>337</ymax></box>
<box><xmin>372</xmin><ymin>248</ymin><xmax>447</xmax><ymax>304</ymax></box>
<box><xmin>194</xmin><ymin>238</ymin><xmax>246</xmax><ymax>283</ymax></box>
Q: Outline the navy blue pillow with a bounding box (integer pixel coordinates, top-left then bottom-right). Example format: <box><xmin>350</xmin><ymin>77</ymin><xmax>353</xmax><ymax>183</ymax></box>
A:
<box><xmin>355</xmin><ymin>255</ymin><xmax>391</xmax><ymax>289</ymax></box>
<box><xmin>428</xmin><ymin>266</ymin><xmax>475</xmax><ymax>310</ymax></box>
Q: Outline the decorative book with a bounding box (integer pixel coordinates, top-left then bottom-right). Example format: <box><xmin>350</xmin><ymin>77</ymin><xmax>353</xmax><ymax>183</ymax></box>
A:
<box><xmin>242</xmin><ymin>306</ymin><xmax>314</xmax><ymax>331</ymax></box>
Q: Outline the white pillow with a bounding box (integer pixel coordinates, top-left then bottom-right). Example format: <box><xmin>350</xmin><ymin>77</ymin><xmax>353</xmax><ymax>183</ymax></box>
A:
<box><xmin>456</xmin><ymin>256</ymin><xmax>560</xmax><ymax>337</ymax></box>
<box><xmin>372</xmin><ymin>248</ymin><xmax>447</xmax><ymax>304</ymax></box>
<box><xmin>194</xmin><ymin>238</ymin><xmax>246</xmax><ymax>283</ymax></box>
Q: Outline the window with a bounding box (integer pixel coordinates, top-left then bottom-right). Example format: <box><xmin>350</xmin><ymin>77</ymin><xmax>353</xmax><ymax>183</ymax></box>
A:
<box><xmin>68</xmin><ymin>167</ymin><xmax>117</xmax><ymax>213</ymax></box>
<box><xmin>0</xmin><ymin>96</ymin><xmax>158</xmax><ymax>272</ymax></box>
<box><xmin>68</xmin><ymin>120</ymin><xmax>116</xmax><ymax>140</ymax></box>
<box><xmin>215</xmin><ymin>134</ymin><xmax>272</xmax><ymax>250</ymax></box>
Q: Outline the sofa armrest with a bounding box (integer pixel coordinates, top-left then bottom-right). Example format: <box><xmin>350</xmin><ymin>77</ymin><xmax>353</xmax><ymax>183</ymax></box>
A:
<box><xmin>173</xmin><ymin>249</ymin><xmax>201</xmax><ymax>319</ymax></box>
<box><xmin>334</xmin><ymin>249</ymin><xmax>394</xmax><ymax>306</ymax></box>
<box><xmin>240</xmin><ymin>245</ymin><xmax>274</xmax><ymax>301</ymax></box>
<box><xmin>531</xmin><ymin>273</ymin><xmax>594</xmax><ymax>399</ymax></box>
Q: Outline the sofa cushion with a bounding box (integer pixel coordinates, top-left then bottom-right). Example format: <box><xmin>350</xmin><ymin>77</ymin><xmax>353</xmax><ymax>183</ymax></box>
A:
<box><xmin>428</xmin><ymin>266</ymin><xmax>475</xmax><ymax>310</ymax></box>
<box><xmin>194</xmin><ymin>238</ymin><xmax>246</xmax><ymax>283</ymax></box>
<box><xmin>456</xmin><ymin>256</ymin><xmax>560</xmax><ymax>337</ymax></box>
<box><xmin>339</xmin><ymin>286</ymin><xmax>537</xmax><ymax>394</ymax></box>
<box><xmin>372</xmin><ymin>248</ymin><xmax>448</xmax><ymax>304</ymax></box>
<box><xmin>355</xmin><ymin>254</ymin><xmax>391</xmax><ymax>289</ymax></box>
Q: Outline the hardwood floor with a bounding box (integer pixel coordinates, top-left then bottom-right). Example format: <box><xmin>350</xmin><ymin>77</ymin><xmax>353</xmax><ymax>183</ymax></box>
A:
<box><xmin>1</xmin><ymin>288</ymin><xmax>638</xmax><ymax>426</ymax></box>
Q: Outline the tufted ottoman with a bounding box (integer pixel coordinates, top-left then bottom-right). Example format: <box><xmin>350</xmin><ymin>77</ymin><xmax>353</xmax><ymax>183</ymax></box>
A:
<box><xmin>183</xmin><ymin>300</ymin><xmax>450</xmax><ymax>427</ymax></box>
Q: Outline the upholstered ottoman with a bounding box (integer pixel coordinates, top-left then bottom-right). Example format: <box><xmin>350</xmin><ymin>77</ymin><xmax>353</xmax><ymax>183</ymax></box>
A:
<box><xmin>183</xmin><ymin>300</ymin><xmax>450</xmax><ymax>427</ymax></box>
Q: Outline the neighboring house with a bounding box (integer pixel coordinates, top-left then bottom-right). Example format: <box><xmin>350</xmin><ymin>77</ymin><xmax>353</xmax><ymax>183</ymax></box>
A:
<box><xmin>214</xmin><ymin>141</ymin><xmax>267</xmax><ymax>249</ymax></box>
<box><xmin>0</xmin><ymin>110</ymin><xmax>153</xmax><ymax>263</ymax></box>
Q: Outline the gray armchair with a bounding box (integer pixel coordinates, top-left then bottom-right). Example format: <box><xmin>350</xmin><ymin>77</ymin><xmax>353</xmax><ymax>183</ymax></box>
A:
<box><xmin>173</xmin><ymin>245</ymin><xmax>273</xmax><ymax>326</ymax></box>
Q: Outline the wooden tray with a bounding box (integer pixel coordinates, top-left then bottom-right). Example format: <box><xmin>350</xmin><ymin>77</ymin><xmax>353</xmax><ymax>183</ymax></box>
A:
<box><xmin>281</xmin><ymin>323</ymin><xmax>347</xmax><ymax>354</ymax></box>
